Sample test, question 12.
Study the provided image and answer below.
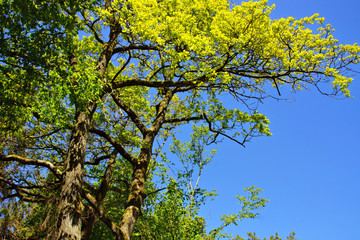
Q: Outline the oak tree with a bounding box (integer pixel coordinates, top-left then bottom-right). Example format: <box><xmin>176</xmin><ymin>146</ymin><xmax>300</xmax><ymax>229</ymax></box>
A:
<box><xmin>1</xmin><ymin>0</ymin><xmax>359</xmax><ymax>239</ymax></box>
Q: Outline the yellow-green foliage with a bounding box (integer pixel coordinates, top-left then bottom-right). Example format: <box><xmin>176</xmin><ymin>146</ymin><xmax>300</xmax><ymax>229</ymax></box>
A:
<box><xmin>87</xmin><ymin>0</ymin><xmax>359</xmax><ymax>143</ymax></box>
<box><xmin>1</xmin><ymin>0</ymin><xmax>359</xmax><ymax>239</ymax></box>
<box><xmin>107</xmin><ymin>0</ymin><xmax>359</xmax><ymax>96</ymax></box>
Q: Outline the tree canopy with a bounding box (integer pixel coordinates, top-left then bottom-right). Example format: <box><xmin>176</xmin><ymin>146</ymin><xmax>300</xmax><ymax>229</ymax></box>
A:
<box><xmin>0</xmin><ymin>0</ymin><xmax>359</xmax><ymax>239</ymax></box>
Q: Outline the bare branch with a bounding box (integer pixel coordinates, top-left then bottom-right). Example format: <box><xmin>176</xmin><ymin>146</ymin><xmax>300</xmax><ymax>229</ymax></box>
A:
<box><xmin>89</xmin><ymin>128</ymin><xmax>136</xmax><ymax>165</ymax></box>
<box><xmin>111</xmin><ymin>53</ymin><xmax>132</xmax><ymax>83</ymax></box>
<box><xmin>111</xmin><ymin>92</ymin><xmax>148</xmax><ymax>136</ymax></box>
<box><xmin>201</xmin><ymin>112</ymin><xmax>246</xmax><ymax>147</ymax></box>
<box><xmin>81</xmin><ymin>12</ymin><xmax>105</xmax><ymax>44</ymax></box>
<box><xmin>145</xmin><ymin>187</ymin><xmax>166</xmax><ymax>198</ymax></box>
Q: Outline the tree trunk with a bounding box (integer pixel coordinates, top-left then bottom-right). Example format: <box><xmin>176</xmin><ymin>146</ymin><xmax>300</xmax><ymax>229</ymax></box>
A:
<box><xmin>57</xmin><ymin>110</ymin><xmax>91</xmax><ymax>240</ymax></box>
<box><xmin>117</xmin><ymin>92</ymin><xmax>173</xmax><ymax>239</ymax></box>
<box><xmin>118</xmin><ymin>153</ymin><xmax>149</xmax><ymax>240</ymax></box>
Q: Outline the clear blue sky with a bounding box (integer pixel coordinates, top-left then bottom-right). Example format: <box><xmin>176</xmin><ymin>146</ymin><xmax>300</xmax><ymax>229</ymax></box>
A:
<box><xmin>198</xmin><ymin>1</ymin><xmax>360</xmax><ymax>239</ymax></box>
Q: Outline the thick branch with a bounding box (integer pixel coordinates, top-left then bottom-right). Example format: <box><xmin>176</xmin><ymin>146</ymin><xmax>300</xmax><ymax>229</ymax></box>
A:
<box><xmin>111</xmin><ymin>78</ymin><xmax>196</xmax><ymax>90</ymax></box>
<box><xmin>85</xmin><ymin>155</ymin><xmax>111</xmax><ymax>165</ymax></box>
<box><xmin>164</xmin><ymin>116</ymin><xmax>203</xmax><ymax>124</ymax></box>
<box><xmin>149</xmin><ymin>89</ymin><xmax>175</xmax><ymax>134</ymax></box>
<box><xmin>0</xmin><ymin>155</ymin><xmax>63</xmax><ymax>178</ymax></box>
<box><xmin>113</xmin><ymin>44</ymin><xmax>159</xmax><ymax>54</ymax></box>
<box><xmin>0</xmin><ymin>193</ymin><xmax>17</xmax><ymax>202</ymax></box>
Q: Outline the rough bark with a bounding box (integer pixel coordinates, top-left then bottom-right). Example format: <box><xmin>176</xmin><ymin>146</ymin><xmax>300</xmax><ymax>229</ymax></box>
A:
<box><xmin>118</xmin><ymin>153</ymin><xmax>149</xmax><ymax>240</ymax></box>
<box><xmin>56</xmin><ymin>110</ymin><xmax>91</xmax><ymax>240</ymax></box>
<box><xmin>56</xmin><ymin>4</ymin><xmax>119</xmax><ymax>235</ymax></box>
<box><xmin>117</xmin><ymin>90</ymin><xmax>174</xmax><ymax>239</ymax></box>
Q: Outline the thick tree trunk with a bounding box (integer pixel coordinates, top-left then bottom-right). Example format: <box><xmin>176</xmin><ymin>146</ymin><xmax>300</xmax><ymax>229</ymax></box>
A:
<box><xmin>54</xmin><ymin>2</ymin><xmax>118</xmax><ymax>237</ymax></box>
<box><xmin>57</xmin><ymin>110</ymin><xmax>91</xmax><ymax>240</ymax></box>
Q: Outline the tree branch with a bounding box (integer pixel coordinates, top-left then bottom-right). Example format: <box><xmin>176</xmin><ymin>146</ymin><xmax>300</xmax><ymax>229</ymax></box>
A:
<box><xmin>81</xmin><ymin>13</ymin><xmax>105</xmax><ymax>44</ymax></box>
<box><xmin>83</xmin><ymin>192</ymin><xmax>122</xmax><ymax>239</ymax></box>
<box><xmin>0</xmin><ymin>176</ymin><xmax>49</xmax><ymax>203</ymax></box>
<box><xmin>144</xmin><ymin>187</ymin><xmax>166</xmax><ymax>198</ymax></box>
<box><xmin>85</xmin><ymin>155</ymin><xmax>111</xmax><ymax>165</ymax></box>
<box><xmin>149</xmin><ymin>89</ymin><xmax>175</xmax><ymax>134</ymax></box>
<box><xmin>0</xmin><ymin>155</ymin><xmax>63</xmax><ymax>178</ymax></box>
<box><xmin>113</xmin><ymin>44</ymin><xmax>159</xmax><ymax>54</ymax></box>
<box><xmin>111</xmin><ymin>92</ymin><xmax>148</xmax><ymax>136</ymax></box>
<box><xmin>111</xmin><ymin>78</ymin><xmax>196</xmax><ymax>90</ymax></box>
<box><xmin>164</xmin><ymin>116</ymin><xmax>203</xmax><ymax>124</ymax></box>
<box><xmin>201</xmin><ymin>112</ymin><xmax>246</xmax><ymax>147</ymax></box>
<box><xmin>111</xmin><ymin>53</ymin><xmax>132</xmax><ymax>83</ymax></box>
<box><xmin>26</xmin><ymin>128</ymin><xmax>61</xmax><ymax>139</ymax></box>
<box><xmin>89</xmin><ymin>128</ymin><xmax>136</xmax><ymax>165</ymax></box>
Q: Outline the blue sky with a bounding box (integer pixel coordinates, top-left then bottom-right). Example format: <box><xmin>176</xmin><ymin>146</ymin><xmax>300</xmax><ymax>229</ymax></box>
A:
<box><xmin>198</xmin><ymin>1</ymin><xmax>360</xmax><ymax>239</ymax></box>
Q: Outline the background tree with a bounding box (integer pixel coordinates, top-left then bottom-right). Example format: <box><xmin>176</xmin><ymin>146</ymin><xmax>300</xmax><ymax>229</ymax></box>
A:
<box><xmin>1</xmin><ymin>0</ymin><xmax>359</xmax><ymax>239</ymax></box>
